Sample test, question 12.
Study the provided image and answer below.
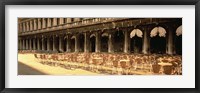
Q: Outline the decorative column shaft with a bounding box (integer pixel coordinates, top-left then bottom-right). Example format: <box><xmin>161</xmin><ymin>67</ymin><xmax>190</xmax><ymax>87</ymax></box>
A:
<box><xmin>60</xmin><ymin>18</ymin><xmax>64</xmax><ymax>25</ymax></box>
<box><xmin>26</xmin><ymin>39</ymin><xmax>28</xmax><ymax>50</ymax></box>
<box><xmin>53</xmin><ymin>36</ymin><xmax>57</xmax><ymax>51</ymax></box>
<box><xmin>53</xmin><ymin>18</ymin><xmax>57</xmax><ymax>26</ymax></box>
<box><xmin>22</xmin><ymin>39</ymin><xmax>25</xmax><ymax>50</ymax></box>
<box><xmin>42</xmin><ymin>38</ymin><xmax>45</xmax><ymax>51</ymax></box>
<box><xmin>37</xmin><ymin>38</ymin><xmax>41</xmax><ymax>50</ymax></box>
<box><xmin>108</xmin><ymin>33</ymin><xmax>114</xmax><ymax>53</ymax></box>
<box><xmin>38</xmin><ymin>18</ymin><xmax>41</xmax><ymax>29</ymax></box>
<box><xmin>59</xmin><ymin>36</ymin><xmax>64</xmax><ymax>52</ymax></box>
<box><xmin>47</xmin><ymin>18</ymin><xmax>51</xmax><ymax>27</ymax></box>
<box><xmin>167</xmin><ymin>28</ymin><xmax>174</xmax><ymax>55</ymax></box>
<box><xmin>66</xmin><ymin>36</ymin><xmax>71</xmax><ymax>52</ymax></box>
<box><xmin>19</xmin><ymin>24</ymin><xmax>23</xmax><ymax>32</ymax></box>
<box><xmin>26</xmin><ymin>22</ymin><xmax>29</xmax><ymax>31</ymax></box>
<box><xmin>95</xmin><ymin>32</ymin><xmax>101</xmax><ymax>52</ymax></box>
<box><xmin>34</xmin><ymin>19</ymin><xmax>37</xmax><ymax>30</ymax></box>
<box><xmin>75</xmin><ymin>35</ymin><xmax>80</xmax><ymax>52</ymax></box>
<box><xmin>142</xmin><ymin>28</ymin><xmax>150</xmax><ymax>54</ymax></box>
<box><xmin>23</xmin><ymin>23</ymin><xmax>26</xmax><ymax>32</ymax></box>
<box><xmin>29</xmin><ymin>39</ymin><xmax>32</xmax><ymax>50</ymax></box>
<box><xmin>30</xmin><ymin>21</ymin><xmax>32</xmax><ymax>31</ymax></box>
<box><xmin>67</xmin><ymin>18</ymin><xmax>71</xmax><ymax>23</ymax></box>
<box><xmin>42</xmin><ymin>18</ymin><xmax>46</xmax><ymax>29</ymax></box>
<box><xmin>124</xmin><ymin>31</ymin><xmax>130</xmax><ymax>53</ymax></box>
<box><xmin>33</xmin><ymin>38</ymin><xmax>36</xmax><ymax>50</ymax></box>
<box><xmin>84</xmin><ymin>33</ymin><xmax>90</xmax><ymax>52</ymax></box>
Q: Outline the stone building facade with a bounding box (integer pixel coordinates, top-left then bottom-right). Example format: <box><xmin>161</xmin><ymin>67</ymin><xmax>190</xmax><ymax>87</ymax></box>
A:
<box><xmin>18</xmin><ymin>18</ymin><xmax>182</xmax><ymax>55</ymax></box>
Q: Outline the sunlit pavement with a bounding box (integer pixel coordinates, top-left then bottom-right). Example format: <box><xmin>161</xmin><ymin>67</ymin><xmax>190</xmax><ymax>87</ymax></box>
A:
<box><xmin>18</xmin><ymin>54</ymin><xmax>101</xmax><ymax>75</ymax></box>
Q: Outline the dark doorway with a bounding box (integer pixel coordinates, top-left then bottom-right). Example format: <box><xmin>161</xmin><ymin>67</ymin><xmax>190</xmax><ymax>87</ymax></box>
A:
<box><xmin>70</xmin><ymin>38</ymin><xmax>75</xmax><ymax>52</ymax></box>
<box><xmin>101</xmin><ymin>36</ymin><xmax>108</xmax><ymax>52</ymax></box>
<box><xmin>150</xmin><ymin>36</ymin><xmax>166</xmax><ymax>54</ymax></box>
<box><xmin>79</xmin><ymin>34</ymin><xmax>84</xmax><ymax>52</ymax></box>
<box><xmin>175</xmin><ymin>35</ymin><xmax>182</xmax><ymax>55</ymax></box>
<box><xmin>90</xmin><ymin>36</ymin><xmax>95</xmax><ymax>52</ymax></box>
<box><xmin>63</xmin><ymin>38</ymin><xmax>66</xmax><ymax>52</ymax></box>
<box><xmin>130</xmin><ymin>36</ymin><xmax>142</xmax><ymax>53</ymax></box>
<box><xmin>113</xmin><ymin>30</ymin><xmax>124</xmax><ymax>52</ymax></box>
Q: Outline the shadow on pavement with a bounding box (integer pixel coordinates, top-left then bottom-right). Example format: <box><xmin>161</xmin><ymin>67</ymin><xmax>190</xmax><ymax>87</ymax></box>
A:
<box><xmin>18</xmin><ymin>62</ymin><xmax>47</xmax><ymax>75</ymax></box>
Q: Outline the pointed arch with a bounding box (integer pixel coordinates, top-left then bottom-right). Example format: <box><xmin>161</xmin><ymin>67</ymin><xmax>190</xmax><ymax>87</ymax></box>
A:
<box><xmin>176</xmin><ymin>25</ymin><xmax>182</xmax><ymax>36</ymax></box>
<box><xmin>130</xmin><ymin>29</ymin><xmax>143</xmax><ymax>38</ymax></box>
<box><xmin>102</xmin><ymin>32</ymin><xmax>109</xmax><ymax>37</ymax></box>
<box><xmin>90</xmin><ymin>33</ymin><xmax>96</xmax><ymax>38</ymax></box>
<box><xmin>150</xmin><ymin>26</ymin><xmax>166</xmax><ymax>37</ymax></box>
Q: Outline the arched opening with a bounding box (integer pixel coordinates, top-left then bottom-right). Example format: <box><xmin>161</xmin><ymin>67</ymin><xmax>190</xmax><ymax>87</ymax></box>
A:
<box><xmin>101</xmin><ymin>33</ymin><xmax>109</xmax><ymax>52</ymax></box>
<box><xmin>30</xmin><ymin>39</ymin><xmax>33</xmax><ymax>50</ymax></box>
<box><xmin>35</xmin><ymin>39</ymin><xmax>37</xmax><ymax>50</ymax></box>
<box><xmin>43</xmin><ymin>38</ymin><xmax>48</xmax><ymax>50</ymax></box>
<box><xmin>113</xmin><ymin>30</ymin><xmax>124</xmax><ymax>52</ymax></box>
<box><xmin>54</xmin><ymin>36</ymin><xmax>59</xmax><ymax>51</ymax></box>
<box><xmin>70</xmin><ymin>36</ymin><xmax>75</xmax><ymax>52</ymax></box>
<box><xmin>90</xmin><ymin>34</ymin><xmax>96</xmax><ymax>52</ymax></box>
<box><xmin>175</xmin><ymin>25</ymin><xmax>182</xmax><ymax>55</ymax></box>
<box><xmin>49</xmin><ymin>37</ymin><xmax>53</xmax><ymax>51</ymax></box>
<box><xmin>38</xmin><ymin>39</ymin><xmax>42</xmax><ymax>50</ymax></box>
<box><xmin>150</xmin><ymin>26</ymin><xmax>167</xmax><ymax>54</ymax></box>
<box><xmin>130</xmin><ymin>29</ymin><xmax>143</xmax><ymax>53</ymax></box>
<box><xmin>63</xmin><ymin>37</ymin><xmax>67</xmax><ymax>52</ymax></box>
<box><xmin>79</xmin><ymin>34</ymin><xmax>84</xmax><ymax>52</ymax></box>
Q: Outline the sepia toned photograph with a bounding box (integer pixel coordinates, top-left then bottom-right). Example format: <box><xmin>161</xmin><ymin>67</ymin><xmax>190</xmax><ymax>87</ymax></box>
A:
<box><xmin>18</xmin><ymin>18</ymin><xmax>182</xmax><ymax>75</ymax></box>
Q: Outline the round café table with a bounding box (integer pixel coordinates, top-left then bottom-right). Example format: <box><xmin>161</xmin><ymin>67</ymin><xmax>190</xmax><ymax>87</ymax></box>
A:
<box><xmin>158</xmin><ymin>62</ymin><xmax>172</xmax><ymax>75</ymax></box>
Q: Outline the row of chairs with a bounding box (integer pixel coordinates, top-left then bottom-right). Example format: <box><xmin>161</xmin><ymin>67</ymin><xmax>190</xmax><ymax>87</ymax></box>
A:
<box><xmin>33</xmin><ymin>53</ymin><xmax>182</xmax><ymax>75</ymax></box>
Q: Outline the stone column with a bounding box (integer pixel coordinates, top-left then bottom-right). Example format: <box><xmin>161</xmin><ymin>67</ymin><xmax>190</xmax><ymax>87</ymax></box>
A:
<box><xmin>167</xmin><ymin>27</ymin><xmax>174</xmax><ymax>55</ymax></box>
<box><xmin>26</xmin><ymin>39</ymin><xmax>29</xmax><ymax>50</ymax></box>
<box><xmin>67</xmin><ymin>18</ymin><xmax>72</xmax><ymax>23</ymax></box>
<box><xmin>19</xmin><ymin>24</ymin><xmax>23</xmax><ymax>32</ymax></box>
<box><xmin>37</xmin><ymin>38</ymin><xmax>41</xmax><ymax>50</ymax></box>
<box><xmin>95</xmin><ymin>32</ymin><xmax>101</xmax><ymax>52</ymax></box>
<box><xmin>30</xmin><ymin>20</ymin><xmax>33</xmax><ymax>31</ymax></box>
<box><xmin>53</xmin><ymin>36</ymin><xmax>57</xmax><ymax>51</ymax></box>
<box><xmin>26</xmin><ymin>22</ymin><xmax>29</xmax><ymax>31</ymax></box>
<box><xmin>23</xmin><ymin>23</ymin><xmax>26</xmax><ymax>32</ymax></box>
<box><xmin>124</xmin><ymin>30</ymin><xmax>130</xmax><ymax>53</ymax></box>
<box><xmin>84</xmin><ymin>33</ymin><xmax>90</xmax><ymax>52</ymax></box>
<box><xmin>59</xmin><ymin>36</ymin><xmax>64</xmax><ymax>52</ymax></box>
<box><xmin>75</xmin><ymin>34</ymin><xmax>80</xmax><ymax>52</ymax></box>
<box><xmin>53</xmin><ymin>18</ymin><xmax>57</xmax><ymax>26</ymax></box>
<box><xmin>29</xmin><ymin>39</ymin><xmax>32</xmax><ymax>50</ymax></box>
<box><xmin>47</xmin><ymin>38</ymin><xmax>50</xmax><ymax>51</ymax></box>
<box><xmin>34</xmin><ymin>19</ymin><xmax>37</xmax><ymax>30</ymax></box>
<box><xmin>33</xmin><ymin>38</ymin><xmax>36</xmax><ymax>50</ymax></box>
<box><xmin>21</xmin><ymin>39</ymin><xmax>23</xmax><ymax>50</ymax></box>
<box><xmin>22</xmin><ymin>39</ymin><xmax>25</xmax><ymax>50</ymax></box>
<box><xmin>60</xmin><ymin>18</ymin><xmax>64</xmax><ymax>25</ymax></box>
<box><xmin>38</xmin><ymin>18</ymin><xmax>41</xmax><ymax>29</ymax></box>
<box><xmin>47</xmin><ymin>18</ymin><xmax>51</xmax><ymax>27</ymax></box>
<box><xmin>142</xmin><ymin>28</ymin><xmax>150</xmax><ymax>54</ymax></box>
<box><xmin>42</xmin><ymin>38</ymin><xmax>45</xmax><ymax>51</ymax></box>
<box><xmin>66</xmin><ymin>35</ymin><xmax>71</xmax><ymax>52</ymax></box>
<box><xmin>75</xmin><ymin>18</ymin><xmax>80</xmax><ymax>22</ymax></box>
<box><xmin>42</xmin><ymin>18</ymin><xmax>46</xmax><ymax>29</ymax></box>
<box><xmin>108</xmin><ymin>33</ymin><xmax>114</xmax><ymax>53</ymax></box>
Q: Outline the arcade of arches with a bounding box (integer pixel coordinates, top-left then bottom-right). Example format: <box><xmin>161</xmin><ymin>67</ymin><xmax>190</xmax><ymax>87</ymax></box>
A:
<box><xmin>18</xmin><ymin>18</ymin><xmax>182</xmax><ymax>55</ymax></box>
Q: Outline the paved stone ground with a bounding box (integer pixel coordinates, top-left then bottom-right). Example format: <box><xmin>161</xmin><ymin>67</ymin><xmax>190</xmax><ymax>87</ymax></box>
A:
<box><xmin>18</xmin><ymin>54</ymin><xmax>101</xmax><ymax>75</ymax></box>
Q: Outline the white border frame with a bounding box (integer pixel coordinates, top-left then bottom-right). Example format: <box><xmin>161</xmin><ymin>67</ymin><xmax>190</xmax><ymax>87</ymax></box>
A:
<box><xmin>5</xmin><ymin>5</ymin><xmax>195</xmax><ymax>88</ymax></box>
